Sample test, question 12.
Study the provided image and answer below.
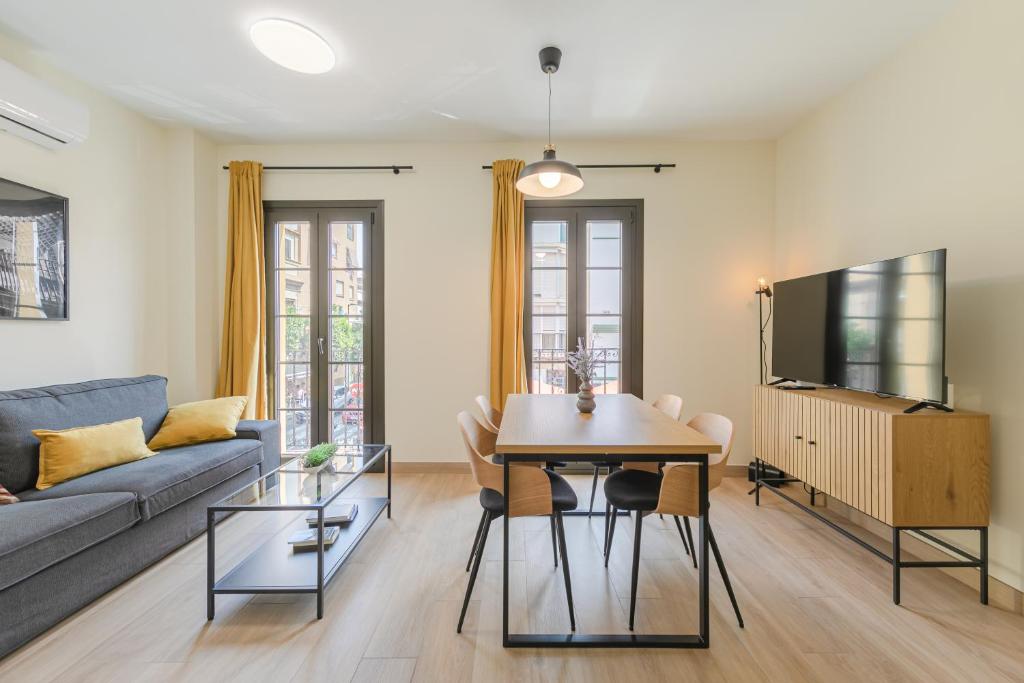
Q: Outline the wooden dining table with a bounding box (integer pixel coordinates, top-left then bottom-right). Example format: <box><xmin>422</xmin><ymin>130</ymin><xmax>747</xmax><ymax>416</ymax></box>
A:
<box><xmin>495</xmin><ymin>393</ymin><xmax>722</xmax><ymax>648</ymax></box>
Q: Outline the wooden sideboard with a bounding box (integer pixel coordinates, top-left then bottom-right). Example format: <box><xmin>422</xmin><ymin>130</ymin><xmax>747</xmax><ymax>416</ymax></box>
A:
<box><xmin>752</xmin><ymin>384</ymin><xmax>991</xmax><ymax>604</ymax></box>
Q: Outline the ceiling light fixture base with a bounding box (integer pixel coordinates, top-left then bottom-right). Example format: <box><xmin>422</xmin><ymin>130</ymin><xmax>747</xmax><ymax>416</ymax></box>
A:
<box><xmin>539</xmin><ymin>46</ymin><xmax>562</xmax><ymax>74</ymax></box>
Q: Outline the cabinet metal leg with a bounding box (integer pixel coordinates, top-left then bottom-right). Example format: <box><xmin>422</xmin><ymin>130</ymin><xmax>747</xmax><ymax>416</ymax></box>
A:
<box><xmin>892</xmin><ymin>528</ymin><xmax>901</xmax><ymax>605</ymax></box>
<box><xmin>980</xmin><ymin>526</ymin><xmax>989</xmax><ymax>605</ymax></box>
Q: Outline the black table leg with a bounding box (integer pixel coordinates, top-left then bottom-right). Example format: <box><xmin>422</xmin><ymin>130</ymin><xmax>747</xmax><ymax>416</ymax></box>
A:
<box><xmin>503</xmin><ymin>459</ymin><xmax>510</xmax><ymax>647</ymax></box>
<box><xmin>699</xmin><ymin>457</ymin><xmax>709</xmax><ymax>645</ymax></box>
<box><xmin>387</xmin><ymin>445</ymin><xmax>392</xmax><ymax>519</ymax></box>
<box><xmin>207</xmin><ymin>508</ymin><xmax>215</xmax><ymax>620</ymax></box>
<box><xmin>316</xmin><ymin>508</ymin><xmax>325</xmax><ymax>619</ymax></box>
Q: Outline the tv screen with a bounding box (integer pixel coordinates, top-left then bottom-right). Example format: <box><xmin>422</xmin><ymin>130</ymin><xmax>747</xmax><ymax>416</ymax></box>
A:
<box><xmin>772</xmin><ymin>249</ymin><xmax>946</xmax><ymax>403</ymax></box>
<box><xmin>0</xmin><ymin>177</ymin><xmax>68</xmax><ymax>320</ymax></box>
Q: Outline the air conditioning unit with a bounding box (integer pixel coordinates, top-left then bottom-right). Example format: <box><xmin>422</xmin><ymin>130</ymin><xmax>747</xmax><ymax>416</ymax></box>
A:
<box><xmin>0</xmin><ymin>57</ymin><xmax>89</xmax><ymax>149</ymax></box>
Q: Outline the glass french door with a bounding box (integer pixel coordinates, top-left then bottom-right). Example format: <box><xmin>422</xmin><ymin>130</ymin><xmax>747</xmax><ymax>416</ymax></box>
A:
<box><xmin>524</xmin><ymin>202</ymin><xmax>642</xmax><ymax>397</ymax></box>
<box><xmin>266</xmin><ymin>205</ymin><xmax>380</xmax><ymax>455</ymax></box>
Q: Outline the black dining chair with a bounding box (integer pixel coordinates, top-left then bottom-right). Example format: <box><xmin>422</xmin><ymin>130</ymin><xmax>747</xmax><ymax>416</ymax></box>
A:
<box><xmin>456</xmin><ymin>411</ymin><xmax>578</xmax><ymax>633</ymax></box>
<box><xmin>603</xmin><ymin>412</ymin><xmax>744</xmax><ymax>630</ymax></box>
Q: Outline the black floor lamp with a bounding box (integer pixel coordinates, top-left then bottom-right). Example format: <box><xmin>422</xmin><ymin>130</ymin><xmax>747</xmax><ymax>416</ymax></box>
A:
<box><xmin>756</xmin><ymin>277</ymin><xmax>772</xmax><ymax>384</ymax></box>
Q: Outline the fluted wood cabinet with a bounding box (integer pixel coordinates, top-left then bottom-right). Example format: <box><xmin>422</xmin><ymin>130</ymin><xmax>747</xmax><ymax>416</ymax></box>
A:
<box><xmin>753</xmin><ymin>385</ymin><xmax>990</xmax><ymax>528</ymax></box>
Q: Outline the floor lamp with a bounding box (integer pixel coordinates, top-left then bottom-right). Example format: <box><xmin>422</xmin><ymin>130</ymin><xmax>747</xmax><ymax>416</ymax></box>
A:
<box><xmin>755</xmin><ymin>277</ymin><xmax>772</xmax><ymax>384</ymax></box>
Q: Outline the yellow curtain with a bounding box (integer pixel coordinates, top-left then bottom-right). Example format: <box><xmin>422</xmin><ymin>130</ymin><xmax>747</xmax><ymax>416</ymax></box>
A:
<box><xmin>489</xmin><ymin>159</ymin><xmax>528</xmax><ymax>409</ymax></box>
<box><xmin>216</xmin><ymin>161</ymin><xmax>267</xmax><ymax>420</ymax></box>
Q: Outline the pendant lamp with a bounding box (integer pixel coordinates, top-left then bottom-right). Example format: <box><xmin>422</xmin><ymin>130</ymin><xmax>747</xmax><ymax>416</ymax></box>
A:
<box><xmin>516</xmin><ymin>46</ymin><xmax>584</xmax><ymax>198</ymax></box>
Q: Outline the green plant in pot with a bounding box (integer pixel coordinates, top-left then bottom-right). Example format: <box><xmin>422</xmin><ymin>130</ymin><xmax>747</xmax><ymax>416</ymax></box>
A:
<box><xmin>302</xmin><ymin>442</ymin><xmax>338</xmax><ymax>472</ymax></box>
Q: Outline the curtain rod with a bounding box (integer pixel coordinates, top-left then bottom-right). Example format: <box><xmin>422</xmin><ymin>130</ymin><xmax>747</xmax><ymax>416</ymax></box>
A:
<box><xmin>221</xmin><ymin>165</ymin><xmax>413</xmax><ymax>174</ymax></box>
<box><xmin>481</xmin><ymin>163</ymin><xmax>675</xmax><ymax>173</ymax></box>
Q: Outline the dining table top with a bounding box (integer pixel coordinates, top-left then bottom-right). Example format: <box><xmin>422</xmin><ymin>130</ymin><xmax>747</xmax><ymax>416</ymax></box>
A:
<box><xmin>495</xmin><ymin>393</ymin><xmax>722</xmax><ymax>456</ymax></box>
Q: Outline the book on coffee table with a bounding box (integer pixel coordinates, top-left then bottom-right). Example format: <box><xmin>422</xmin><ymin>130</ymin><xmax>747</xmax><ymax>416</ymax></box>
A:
<box><xmin>305</xmin><ymin>502</ymin><xmax>359</xmax><ymax>526</ymax></box>
<box><xmin>288</xmin><ymin>525</ymin><xmax>340</xmax><ymax>551</ymax></box>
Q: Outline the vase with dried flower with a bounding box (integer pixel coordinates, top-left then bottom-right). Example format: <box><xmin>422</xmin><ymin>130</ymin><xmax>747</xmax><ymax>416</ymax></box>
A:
<box><xmin>568</xmin><ymin>337</ymin><xmax>604</xmax><ymax>414</ymax></box>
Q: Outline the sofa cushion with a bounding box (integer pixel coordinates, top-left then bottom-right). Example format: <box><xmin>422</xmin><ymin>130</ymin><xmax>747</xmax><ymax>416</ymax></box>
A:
<box><xmin>0</xmin><ymin>492</ymin><xmax>139</xmax><ymax>591</ymax></box>
<box><xmin>19</xmin><ymin>439</ymin><xmax>262</xmax><ymax>520</ymax></box>
<box><xmin>0</xmin><ymin>376</ymin><xmax>169</xmax><ymax>494</ymax></box>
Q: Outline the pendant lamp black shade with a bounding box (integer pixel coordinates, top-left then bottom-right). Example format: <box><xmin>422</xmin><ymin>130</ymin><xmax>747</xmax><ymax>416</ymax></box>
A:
<box><xmin>516</xmin><ymin>146</ymin><xmax>584</xmax><ymax>197</ymax></box>
<box><xmin>516</xmin><ymin>47</ymin><xmax>584</xmax><ymax>198</ymax></box>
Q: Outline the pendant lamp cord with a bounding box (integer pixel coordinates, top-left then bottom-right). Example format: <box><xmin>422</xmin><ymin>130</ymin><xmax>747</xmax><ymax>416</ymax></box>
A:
<box><xmin>547</xmin><ymin>72</ymin><xmax>552</xmax><ymax>147</ymax></box>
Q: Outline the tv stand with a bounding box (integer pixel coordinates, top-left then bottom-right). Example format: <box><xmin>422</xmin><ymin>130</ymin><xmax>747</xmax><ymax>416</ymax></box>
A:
<box><xmin>752</xmin><ymin>385</ymin><xmax>990</xmax><ymax>605</ymax></box>
<box><xmin>904</xmin><ymin>400</ymin><xmax>953</xmax><ymax>414</ymax></box>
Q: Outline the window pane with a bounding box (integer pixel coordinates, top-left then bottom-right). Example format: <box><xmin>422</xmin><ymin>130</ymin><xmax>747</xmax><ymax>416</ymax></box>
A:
<box><xmin>532</xmin><ymin>315</ymin><xmax>567</xmax><ymax>363</ymax></box>
<box><xmin>280</xmin><ymin>410</ymin><xmax>310</xmax><ymax>451</ymax></box>
<box><xmin>330</xmin><ymin>222</ymin><xmax>364</xmax><ymax>268</ymax></box>
<box><xmin>585</xmin><ymin>316</ymin><xmax>621</xmax><ymax>362</ymax></box>
<box><xmin>532</xmin><ymin>220</ymin><xmax>568</xmax><ymax>267</ymax></box>
<box><xmin>531</xmin><ymin>363</ymin><xmax>566</xmax><ymax>394</ymax></box>
<box><xmin>277</xmin><ymin>221</ymin><xmax>311</xmax><ymax>268</ymax></box>
<box><xmin>331</xmin><ymin>363</ymin><xmax>364</xmax><ymax>409</ymax></box>
<box><xmin>332</xmin><ymin>411</ymin><xmax>363</xmax><ymax>446</ymax></box>
<box><xmin>329</xmin><ymin>270</ymin><xmax>363</xmax><ymax>316</ymax></box>
<box><xmin>591</xmin><ymin>362</ymin><xmax>620</xmax><ymax>394</ymax></box>
<box><xmin>277</xmin><ymin>316</ymin><xmax>310</xmax><ymax>362</ymax></box>
<box><xmin>330</xmin><ymin>316</ymin><xmax>363</xmax><ymax>362</ymax></box>
<box><xmin>532</xmin><ymin>269</ymin><xmax>567</xmax><ymax>315</ymax></box>
<box><xmin>278</xmin><ymin>269</ymin><xmax>312</xmax><ymax>315</ymax></box>
<box><xmin>587</xmin><ymin>220</ymin><xmax>622</xmax><ymax>267</ymax></box>
<box><xmin>278</xmin><ymin>363</ymin><xmax>312</xmax><ymax>409</ymax></box>
<box><xmin>587</xmin><ymin>269</ymin><xmax>621</xmax><ymax>314</ymax></box>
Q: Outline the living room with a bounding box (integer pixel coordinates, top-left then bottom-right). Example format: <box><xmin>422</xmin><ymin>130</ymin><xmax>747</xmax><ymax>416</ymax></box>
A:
<box><xmin>1</xmin><ymin>1</ymin><xmax>1021</xmax><ymax>681</ymax></box>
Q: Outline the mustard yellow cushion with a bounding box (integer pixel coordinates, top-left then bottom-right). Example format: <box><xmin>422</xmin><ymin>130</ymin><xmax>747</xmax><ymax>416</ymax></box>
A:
<box><xmin>34</xmin><ymin>417</ymin><xmax>154</xmax><ymax>490</ymax></box>
<box><xmin>147</xmin><ymin>396</ymin><xmax>248</xmax><ymax>450</ymax></box>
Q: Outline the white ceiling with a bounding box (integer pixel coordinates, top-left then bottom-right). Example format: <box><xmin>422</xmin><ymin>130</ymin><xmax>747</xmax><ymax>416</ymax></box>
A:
<box><xmin>0</xmin><ymin>0</ymin><xmax>955</xmax><ymax>143</ymax></box>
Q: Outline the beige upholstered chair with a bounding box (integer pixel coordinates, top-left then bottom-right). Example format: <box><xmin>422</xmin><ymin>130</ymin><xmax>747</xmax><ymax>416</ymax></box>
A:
<box><xmin>603</xmin><ymin>412</ymin><xmax>743</xmax><ymax>630</ymax></box>
<box><xmin>456</xmin><ymin>411</ymin><xmax>578</xmax><ymax>633</ymax></box>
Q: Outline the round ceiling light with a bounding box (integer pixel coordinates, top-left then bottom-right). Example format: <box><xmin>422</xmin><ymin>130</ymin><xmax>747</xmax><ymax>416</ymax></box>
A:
<box><xmin>250</xmin><ymin>19</ymin><xmax>335</xmax><ymax>74</ymax></box>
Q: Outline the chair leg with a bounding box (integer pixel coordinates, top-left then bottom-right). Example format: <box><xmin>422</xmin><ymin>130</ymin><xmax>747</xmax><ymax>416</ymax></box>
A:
<box><xmin>550</xmin><ymin>515</ymin><xmax>559</xmax><ymax>568</ymax></box>
<box><xmin>466</xmin><ymin>509</ymin><xmax>487</xmax><ymax>572</ymax></box>
<box><xmin>587</xmin><ymin>465</ymin><xmax>600</xmax><ymax>516</ymax></box>
<box><xmin>672</xmin><ymin>515</ymin><xmax>691</xmax><ymax>557</ymax></box>
<box><xmin>682</xmin><ymin>516</ymin><xmax>698</xmax><ymax>568</ymax></box>
<box><xmin>628</xmin><ymin>511</ymin><xmax>644</xmax><ymax>631</ymax></box>
<box><xmin>458</xmin><ymin>510</ymin><xmax>491</xmax><ymax>633</ymax></box>
<box><xmin>555</xmin><ymin>511</ymin><xmax>576</xmax><ymax>631</ymax></box>
<box><xmin>708</xmin><ymin>524</ymin><xmax>744</xmax><ymax>629</ymax></box>
<box><xmin>605</xmin><ymin>506</ymin><xmax>619</xmax><ymax>567</ymax></box>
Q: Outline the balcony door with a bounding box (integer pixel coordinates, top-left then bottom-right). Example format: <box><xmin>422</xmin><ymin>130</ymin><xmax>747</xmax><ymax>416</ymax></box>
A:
<box><xmin>524</xmin><ymin>200</ymin><xmax>643</xmax><ymax>397</ymax></box>
<box><xmin>265</xmin><ymin>202</ymin><xmax>384</xmax><ymax>455</ymax></box>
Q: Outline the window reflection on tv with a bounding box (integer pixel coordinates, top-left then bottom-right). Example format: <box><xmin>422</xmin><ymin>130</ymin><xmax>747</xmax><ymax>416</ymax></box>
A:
<box><xmin>772</xmin><ymin>249</ymin><xmax>946</xmax><ymax>403</ymax></box>
<box><xmin>0</xmin><ymin>178</ymin><xmax>68</xmax><ymax>320</ymax></box>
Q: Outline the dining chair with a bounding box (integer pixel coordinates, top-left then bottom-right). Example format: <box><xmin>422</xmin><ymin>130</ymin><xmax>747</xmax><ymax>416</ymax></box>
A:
<box><xmin>456</xmin><ymin>411</ymin><xmax>578</xmax><ymax>633</ymax></box>
<box><xmin>587</xmin><ymin>393</ymin><xmax>684</xmax><ymax>516</ymax></box>
<box><xmin>602</xmin><ymin>412</ymin><xmax>744</xmax><ymax>630</ymax></box>
<box><xmin>467</xmin><ymin>396</ymin><xmax>557</xmax><ymax>574</ymax></box>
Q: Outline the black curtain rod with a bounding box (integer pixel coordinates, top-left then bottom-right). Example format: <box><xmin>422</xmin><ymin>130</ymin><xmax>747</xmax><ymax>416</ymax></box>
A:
<box><xmin>481</xmin><ymin>163</ymin><xmax>675</xmax><ymax>173</ymax></box>
<box><xmin>221</xmin><ymin>165</ymin><xmax>413</xmax><ymax>174</ymax></box>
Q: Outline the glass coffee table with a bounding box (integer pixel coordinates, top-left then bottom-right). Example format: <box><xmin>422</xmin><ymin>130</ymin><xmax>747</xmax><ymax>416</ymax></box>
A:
<box><xmin>206</xmin><ymin>444</ymin><xmax>391</xmax><ymax>620</ymax></box>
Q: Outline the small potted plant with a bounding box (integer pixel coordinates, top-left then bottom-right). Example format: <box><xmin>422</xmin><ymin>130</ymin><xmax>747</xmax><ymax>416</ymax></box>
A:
<box><xmin>568</xmin><ymin>337</ymin><xmax>604</xmax><ymax>414</ymax></box>
<box><xmin>301</xmin><ymin>442</ymin><xmax>338</xmax><ymax>473</ymax></box>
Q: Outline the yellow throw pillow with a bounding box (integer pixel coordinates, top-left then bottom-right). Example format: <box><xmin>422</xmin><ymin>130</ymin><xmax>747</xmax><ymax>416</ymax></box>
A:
<box><xmin>34</xmin><ymin>417</ymin><xmax>154</xmax><ymax>490</ymax></box>
<box><xmin>147</xmin><ymin>396</ymin><xmax>248</xmax><ymax>450</ymax></box>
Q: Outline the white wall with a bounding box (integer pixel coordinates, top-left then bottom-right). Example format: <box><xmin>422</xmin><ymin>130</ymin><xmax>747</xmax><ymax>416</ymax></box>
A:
<box><xmin>214</xmin><ymin>140</ymin><xmax>775</xmax><ymax>465</ymax></box>
<box><xmin>775</xmin><ymin>0</ymin><xmax>1024</xmax><ymax>591</ymax></box>
<box><xmin>0</xmin><ymin>30</ymin><xmax>173</xmax><ymax>391</ymax></box>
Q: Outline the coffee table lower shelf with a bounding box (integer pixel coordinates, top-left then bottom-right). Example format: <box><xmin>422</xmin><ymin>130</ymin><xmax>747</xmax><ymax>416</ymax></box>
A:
<box><xmin>208</xmin><ymin>496</ymin><xmax>388</xmax><ymax>619</ymax></box>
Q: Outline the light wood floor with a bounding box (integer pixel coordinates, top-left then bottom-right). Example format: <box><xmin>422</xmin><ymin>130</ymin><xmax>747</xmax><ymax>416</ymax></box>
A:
<box><xmin>2</xmin><ymin>474</ymin><xmax>1022</xmax><ymax>683</ymax></box>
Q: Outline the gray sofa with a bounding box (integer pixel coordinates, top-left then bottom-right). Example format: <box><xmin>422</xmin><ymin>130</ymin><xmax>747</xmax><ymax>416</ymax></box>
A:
<box><xmin>0</xmin><ymin>375</ymin><xmax>280</xmax><ymax>658</ymax></box>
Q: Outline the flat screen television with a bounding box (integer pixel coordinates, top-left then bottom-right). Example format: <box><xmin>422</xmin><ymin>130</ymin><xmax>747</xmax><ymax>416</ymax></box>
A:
<box><xmin>771</xmin><ymin>249</ymin><xmax>947</xmax><ymax>403</ymax></box>
<box><xmin>0</xmin><ymin>177</ymin><xmax>69</xmax><ymax>320</ymax></box>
